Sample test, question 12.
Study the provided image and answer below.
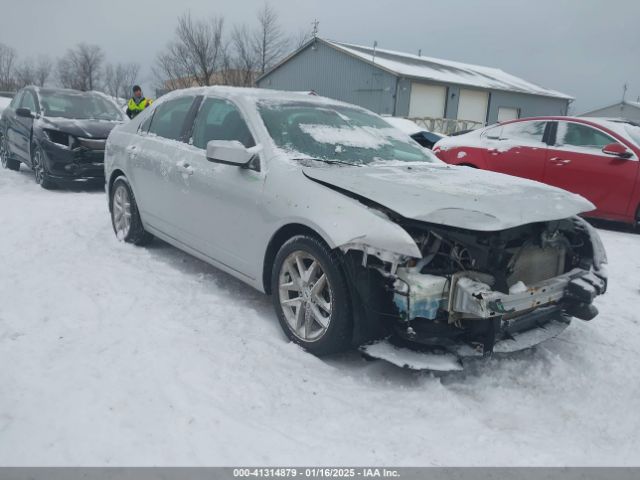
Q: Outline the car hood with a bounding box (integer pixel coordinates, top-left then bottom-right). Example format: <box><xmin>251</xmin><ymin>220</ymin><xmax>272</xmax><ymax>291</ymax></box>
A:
<box><xmin>302</xmin><ymin>163</ymin><xmax>595</xmax><ymax>231</ymax></box>
<box><xmin>38</xmin><ymin>117</ymin><xmax>122</xmax><ymax>139</ymax></box>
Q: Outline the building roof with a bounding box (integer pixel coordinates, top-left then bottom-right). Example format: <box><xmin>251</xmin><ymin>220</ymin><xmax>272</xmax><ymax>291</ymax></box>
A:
<box><xmin>258</xmin><ymin>38</ymin><xmax>573</xmax><ymax>100</ymax></box>
<box><xmin>580</xmin><ymin>100</ymin><xmax>640</xmax><ymax>116</ymax></box>
<box><xmin>328</xmin><ymin>40</ymin><xmax>572</xmax><ymax>100</ymax></box>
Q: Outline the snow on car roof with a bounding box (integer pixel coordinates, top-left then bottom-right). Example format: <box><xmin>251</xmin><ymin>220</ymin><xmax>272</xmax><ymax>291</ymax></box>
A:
<box><xmin>326</xmin><ymin>40</ymin><xmax>573</xmax><ymax>100</ymax></box>
<box><xmin>155</xmin><ymin>85</ymin><xmax>371</xmax><ymax>110</ymax></box>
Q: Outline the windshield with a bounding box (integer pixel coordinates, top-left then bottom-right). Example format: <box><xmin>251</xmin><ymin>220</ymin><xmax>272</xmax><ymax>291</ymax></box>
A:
<box><xmin>39</xmin><ymin>91</ymin><xmax>124</xmax><ymax>121</ymax></box>
<box><xmin>258</xmin><ymin>101</ymin><xmax>440</xmax><ymax>165</ymax></box>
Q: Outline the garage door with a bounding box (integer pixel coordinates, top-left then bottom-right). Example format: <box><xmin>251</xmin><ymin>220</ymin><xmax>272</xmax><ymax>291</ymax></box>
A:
<box><xmin>409</xmin><ymin>83</ymin><xmax>446</xmax><ymax>118</ymax></box>
<box><xmin>498</xmin><ymin>107</ymin><xmax>519</xmax><ymax>122</ymax></box>
<box><xmin>457</xmin><ymin>89</ymin><xmax>489</xmax><ymax>123</ymax></box>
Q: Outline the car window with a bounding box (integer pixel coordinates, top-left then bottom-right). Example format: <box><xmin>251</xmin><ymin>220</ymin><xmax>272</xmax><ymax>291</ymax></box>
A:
<box><xmin>20</xmin><ymin>91</ymin><xmax>37</xmax><ymax>112</ymax></box>
<box><xmin>9</xmin><ymin>91</ymin><xmax>23</xmax><ymax>109</ymax></box>
<box><xmin>492</xmin><ymin>122</ymin><xmax>546</xmax><ymax>144</ymax></box>
<box><xmin>191</xmin><ymin>98</ymin><xmax>255</xmax><ymax>149</ymax></box>
<box><xmin>139</xmin><ymin>110</ymin><xmax>155</xmax><ymax>134</ymax></box>
<box><xmin>147</xmin><ymin>96</ymin><xmax>195</xmax><ymax>141</ymax></box>
<box><xmin>556</xmin><ymin>122</ymin><xmax>615</xmax><ymax>149</ymax></box>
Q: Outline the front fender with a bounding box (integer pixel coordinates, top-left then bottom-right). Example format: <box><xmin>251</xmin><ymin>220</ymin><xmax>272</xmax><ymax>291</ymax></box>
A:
<box><xmin>264</xmin><ymin>167</ymin><xmax>422</xmax><ymax>260</ymax></box>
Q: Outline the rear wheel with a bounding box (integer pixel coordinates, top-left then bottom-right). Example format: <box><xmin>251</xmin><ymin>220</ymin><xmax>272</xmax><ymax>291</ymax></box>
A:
<box><xmin>0</xmin><ymin>132</ymin><xmax>20</xmax><ymax>171</ymax></box>
<box><xmin>31</xmin><ymin>145</ymin><xmax>56</xmax><ymax>189</ymax></box>
<box><xmin>271</xmin><ymin>235</ymin><xmax>352</xmax><ymax>355</ymax></box>
<box><xmin>109</xmin><ymin>176</ymin><xmax>152</xmax><ymax>245</ymax></box>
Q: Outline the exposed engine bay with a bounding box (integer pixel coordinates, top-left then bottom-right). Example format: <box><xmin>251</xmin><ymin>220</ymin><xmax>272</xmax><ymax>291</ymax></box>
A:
<box><xmin>342</xmin><ymin>215</ymin><xmax>607</xmax><ymax>365</ymax></box>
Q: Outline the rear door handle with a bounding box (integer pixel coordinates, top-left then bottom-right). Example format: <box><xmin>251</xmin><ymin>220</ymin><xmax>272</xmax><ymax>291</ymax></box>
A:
<box><xmin>550</xmin><ymin>157</ymin><xmax>571</xmax><ymax>165</ymax></box>
<box><xmin>176</xmin><ymin>160</ymin><xmax>194</xmax><ymax>176</ymax></box>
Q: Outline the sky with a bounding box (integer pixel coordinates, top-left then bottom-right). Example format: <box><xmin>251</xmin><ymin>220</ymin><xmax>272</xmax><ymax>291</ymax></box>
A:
<box><xmin>1</xmin><ymin>0</ymin><xmax>639</xmax><ymax>113</ymax></box>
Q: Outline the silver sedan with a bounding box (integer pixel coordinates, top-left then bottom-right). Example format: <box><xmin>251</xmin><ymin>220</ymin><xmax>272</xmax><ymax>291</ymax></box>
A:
<box><xmin>105</xmin><ymin>87</ymin><xmax>607</xmax><ymax>368</ymax></box>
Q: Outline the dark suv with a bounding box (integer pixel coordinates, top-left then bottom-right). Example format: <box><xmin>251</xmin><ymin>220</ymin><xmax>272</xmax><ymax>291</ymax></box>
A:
<box><xmin>0</xmin><ymin>86</ymin><xmax>126</xmax><ymax>189</ymax></box>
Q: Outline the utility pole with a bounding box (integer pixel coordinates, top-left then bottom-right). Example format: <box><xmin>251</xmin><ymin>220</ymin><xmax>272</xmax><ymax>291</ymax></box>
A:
<box><xmin>622</xmin><ymin>82</ymin><xmax>628</xmax><ymax>103</ymax></box>
<box><xmin>372</xmin><ymin>40</ymin><xmax>378</xmax><ymax>64</ymax></box>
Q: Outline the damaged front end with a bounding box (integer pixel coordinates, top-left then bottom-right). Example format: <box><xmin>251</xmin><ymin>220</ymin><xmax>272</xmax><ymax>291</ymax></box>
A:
<box><xmin>342</xmin><ymin>215</ymin><xmax>607</xmax><ymax>369</ymax></box>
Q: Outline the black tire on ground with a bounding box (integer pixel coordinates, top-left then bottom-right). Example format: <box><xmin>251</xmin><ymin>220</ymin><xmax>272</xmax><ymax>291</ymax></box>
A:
<box><xmin>0</xmin><ymin>132</ymin><xmax>20</xmax><ymax>171</ymax></box>
<box><xmin>31</xmin><ymin>145</ymin><xmax>57</xmax><ymax>189</ymax></box>
<box><xmin>271</xmin><ymin>234</ymin><xmax>352</xmax><ymax>356</ymax></box>
<box><xmin>109</xmin><ymin>176</ymin><xmax>153</xmax><ymax>245</ymax></box>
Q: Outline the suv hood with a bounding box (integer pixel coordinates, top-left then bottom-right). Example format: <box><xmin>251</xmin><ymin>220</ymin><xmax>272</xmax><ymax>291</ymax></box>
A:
<box><xmin>39</xmin><ymin>116</ymin><xmax>122</xmax><ymax>139</ymax></box>
<box><xmin>302</xmin><ymin>163</ymin><xmax>594</xmax><ymax>231</ymax></box>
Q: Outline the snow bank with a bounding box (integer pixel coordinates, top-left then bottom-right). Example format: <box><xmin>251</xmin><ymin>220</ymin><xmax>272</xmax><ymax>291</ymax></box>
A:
<box><xmin>0</xmin><ymin>96</ymin><xmax>11</xmax><ymax>114</ymax></box>
<box><xmin>0</xmin><ymin>170</ymin><xmax>638</xmax><ymax>466</ymax></box>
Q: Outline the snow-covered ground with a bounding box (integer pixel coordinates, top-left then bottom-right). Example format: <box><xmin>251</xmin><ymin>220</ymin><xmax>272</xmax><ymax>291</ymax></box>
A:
<box><xmin>1</xmin><ymin>166</ymin><xmax>639</xmax><ymax>466</ymax></box>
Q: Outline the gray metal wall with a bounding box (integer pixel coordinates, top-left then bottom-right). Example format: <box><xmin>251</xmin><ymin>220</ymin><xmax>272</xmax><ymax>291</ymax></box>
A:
<box><xmin>487</xmin><ymin>90</ymin><xmax>569</xmax><ymax>123</ymax></box>
<box><xmin>258</xmin><ymin>42</ymin><xmax>570</xmax><ymax>123</ymax></box>
<box><xmin>257</xmin><ymin>41</ymin><xmax>398</xmax><ymax>115</ymax></box>
<box><xmin>580</xmin><ymin>104</ymin><xmax>640</xmax><ymax>122</ymax></box>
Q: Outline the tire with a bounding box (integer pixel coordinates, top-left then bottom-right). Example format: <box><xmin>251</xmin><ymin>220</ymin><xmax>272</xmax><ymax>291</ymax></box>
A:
<box><xmin>109</xmin><ymin>176</ymin><xmax>153</xmax><ymax>245</ymax></box>
<box><xmin>271</xmin><ymin>235</ymin><xmax>352</xmax><ymax>355</ymax></box>
<box><xmin>0</xmin><ymin>132</ymin><xmax>20</xmax><ymax>171</ymax></box>
<box><xmin>31</xmin><ymin>145</ymin><xmax>56</xmax><ymax>189</ymax></box>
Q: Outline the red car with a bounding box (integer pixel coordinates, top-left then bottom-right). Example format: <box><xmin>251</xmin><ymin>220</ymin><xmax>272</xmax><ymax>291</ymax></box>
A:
<box><xmin>433</xmin><ymin>117</ymin><xmax>640</xmax><ymax>226</ymax></box>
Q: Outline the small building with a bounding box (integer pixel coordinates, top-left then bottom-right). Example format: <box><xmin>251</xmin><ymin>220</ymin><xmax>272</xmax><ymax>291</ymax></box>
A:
<box><xmin>580</xmin><ymin>100</ymin><xmax>640</xmax><ymax>123</ymax></box>
<box><xmin>256</xmin><ymin>38</ymin><xmax>573</xmax><ymax>133</ymax></box>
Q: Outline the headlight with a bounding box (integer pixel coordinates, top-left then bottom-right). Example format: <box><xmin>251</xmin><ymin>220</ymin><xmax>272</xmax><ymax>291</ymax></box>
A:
<box><xmin>43</xmin><ymin>129</ymin><xmax>75</xmax><ymax>148</ymax></box>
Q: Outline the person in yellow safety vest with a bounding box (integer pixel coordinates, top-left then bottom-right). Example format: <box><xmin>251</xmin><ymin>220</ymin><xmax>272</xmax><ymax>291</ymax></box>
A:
<box><xmin>126</xmin><ymin>85</ymin><xmax>153</xmax><ymax>119</ymax></box>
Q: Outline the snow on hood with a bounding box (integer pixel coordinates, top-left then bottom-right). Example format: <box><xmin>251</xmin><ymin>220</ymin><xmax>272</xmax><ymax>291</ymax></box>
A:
<box><xmin>38</xmin><ymin>116</ymin><xmax>122</xmax><ymax>139</ymax></box>
<box><xmin>302</xmin><ymin>163</ymin><xmax>594</xmax><ymax>231</ymax></box>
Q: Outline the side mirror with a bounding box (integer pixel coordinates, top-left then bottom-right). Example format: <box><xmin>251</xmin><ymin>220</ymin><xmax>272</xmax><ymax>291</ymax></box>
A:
<box><xmin>206</xmin><ymin>140</ymin><xmax>254</xmax><ymax>166</ymax></box>
<box><xmin>602</xmin><ymin>142</ymin><xmax>633</xmax><ymax>159</ymax></box>
<box><xmin>16</xmin><ymin>108</ymin><xmax>34</xmax><ymax>119</ymax></box>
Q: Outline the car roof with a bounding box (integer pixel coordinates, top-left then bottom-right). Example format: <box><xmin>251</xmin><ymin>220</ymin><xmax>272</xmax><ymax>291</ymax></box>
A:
<box><xmin>156</xmin><ymin>85</ymin><xmax>366</xmax><ymax>110</ymax></box>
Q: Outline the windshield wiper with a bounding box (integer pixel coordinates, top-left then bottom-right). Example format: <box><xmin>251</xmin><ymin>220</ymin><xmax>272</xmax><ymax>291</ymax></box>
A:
<box><xmin>296</xmin><ymin>157</ymin><xmax>362</xmax><ymax>167</ymax></box>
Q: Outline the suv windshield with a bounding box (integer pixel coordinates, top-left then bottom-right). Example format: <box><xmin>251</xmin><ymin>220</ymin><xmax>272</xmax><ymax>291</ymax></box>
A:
<box><xmin>39</xmin><ymin>91</ymin><xmax>124</xmax><ymax>121</ymax></box>
<box><xmin>258</xmin><ymin>101</ymin><xmax>439</xmax><ymax>165</ymax></box>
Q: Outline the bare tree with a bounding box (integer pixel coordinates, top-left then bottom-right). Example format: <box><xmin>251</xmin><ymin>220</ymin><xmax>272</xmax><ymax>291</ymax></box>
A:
<box><xmin>105</xmin><ymin>62</ymin><xmax>140</xmax><ymax>99</ymax></box>
<box><xmin>291</xmin><ymin>26</ymin><xmax>314</xmax><ymax>50</ymax></box>
<box><xmin>57</xmin><ymin>43</ymin><xmax>105</xmax><ymax>91</ymax></box>
<box><xmin>14</xmin><ymin>59</ymin><xmax>36</xmax><ymax>88</ymax></box>
<box><xmin>253</xmin><ymin>2</ymin><xmax>287</xmax><ymax>74</ymax></box>
<box><xmin>223</xmin><ymin>25</ymin><xmax>258</xmax><ymax>86</ymax></box>
<box><xmin>0</xmin><ymin>43</ymin><xmax>17</xmax><ymax>91</ymax></box>
<box><xmin>35</xmin><ymin>56</ymin><xmax>53</xmax><ymax>87</ymax></box>
<box><xmin>155</xmin><ymin>12</ymin><xmax>225</xmax><ymax>90</ymax></box>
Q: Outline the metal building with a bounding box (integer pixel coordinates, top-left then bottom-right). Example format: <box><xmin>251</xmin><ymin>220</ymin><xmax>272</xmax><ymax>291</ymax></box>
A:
<box><xmin>256</xmin><ymin>38</ymin><xmax>572</xmax><ymax>133</ymax></box>
<box><xmin>580</xmin><ymin>101</ymin><xmax>640</xmax><ymax>123</ymax></box>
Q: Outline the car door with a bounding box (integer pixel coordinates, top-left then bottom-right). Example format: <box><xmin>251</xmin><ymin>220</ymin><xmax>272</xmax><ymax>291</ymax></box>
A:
<box><xmin>128</xmin><ymin>95</ymin><xmax>199</xmax><ymax>239</ymax></box>
<box><xmin>481</xmin><ymin>120</ymin><xmax>549</xmax><ymax>181</ymax></box>
<box><xmin>2</xmin><ymin>91</ymin><xmax>21</xmax><ymax>157</ymax></box>
<box><xmin>544</xmin><ymin>121</ymin><xmax>638</xmax><ymax>218</ymax></box>
<box><xmin>166</xmin><ymin>96</ymin><xmax>265</xmax><ymax>279</ymax></box>
<box><xmin>13</xmin><ymin>90</ymin><xmax>38</xmax><ymax>162</ymax></box>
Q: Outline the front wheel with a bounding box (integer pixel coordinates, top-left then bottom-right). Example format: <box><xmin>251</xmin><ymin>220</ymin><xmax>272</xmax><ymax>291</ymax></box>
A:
<box><xmin>0</xmin><ymin>132</ymin><xmax>20</xmax><ymax>171</ymax></box>
<box><xmin>31</xmin><ymin>145</ymin><xmax>56</xmax><ymax>189</ymax></box>
<box><xmin>271</xmin><ymin>235</ymin><xmax>352</xmax><ymax>355</ymax></box>
<box><xmin>109</xmin><ymin>176</ymin><xmax>152</xmax><ymax>245</ymax></box>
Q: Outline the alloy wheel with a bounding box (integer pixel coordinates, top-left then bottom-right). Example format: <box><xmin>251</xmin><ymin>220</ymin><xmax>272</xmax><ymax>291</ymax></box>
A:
<box><xmin>112</xmin><ymin>185</ymin><xmax>132</xmax><ymax>240</ymax></box>
<box><xmin>32</xmin><ymin>148</ymin><xmax>45</xmax><ymax>184</ymax></box>
<box><xmin>278</xmin><ymin>250</ymin><xmax>333</xmax><ymax>342</ymax></box>
<box><xmin>0</xmin><ymin>134</ymin><xmax>7</xmax><ymax>168</ymax></box>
